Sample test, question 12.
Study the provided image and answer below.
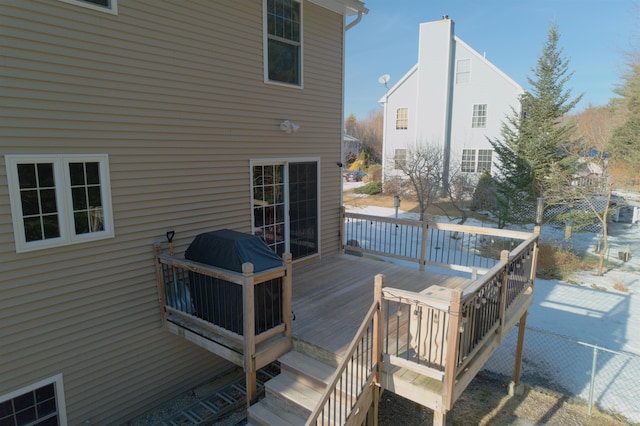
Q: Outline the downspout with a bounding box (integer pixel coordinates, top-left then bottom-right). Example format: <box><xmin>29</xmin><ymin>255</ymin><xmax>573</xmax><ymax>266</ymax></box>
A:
<box><xmin>346</xmin><ymin>11</ymin><xmax>363</xmax><ymax>31</ymax></box>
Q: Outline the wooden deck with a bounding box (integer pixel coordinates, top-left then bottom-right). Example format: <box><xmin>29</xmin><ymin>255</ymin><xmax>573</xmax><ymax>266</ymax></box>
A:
<box><xmin>290</xmin><ymin>253</ymin><xmax>469</xmax><ymax>360</ymax></box>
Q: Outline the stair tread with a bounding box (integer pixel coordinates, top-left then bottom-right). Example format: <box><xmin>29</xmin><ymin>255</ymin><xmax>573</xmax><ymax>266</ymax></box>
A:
<box><xmin>267</xmin><ymin>373</ymin><xmax>323</xmax><ymax>412</ymax></box>
<box><xmin>248</xmin><ymin>400</ymin><xmax>307</xmax><ymax>426</ymax></box>
<box><xmin>279</xmin><ymin>350</ymin><xmax>336</xmax><ymax>385</ymax></box>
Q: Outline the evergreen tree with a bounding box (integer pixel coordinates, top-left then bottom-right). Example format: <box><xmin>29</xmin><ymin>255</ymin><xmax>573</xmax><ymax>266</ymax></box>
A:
<box><xmin>610</xmin><ymin>59</ymin><xmax>640</xmax><ymax>169</ymax></box>
<box><xmin>490</xmin><ymin>22</ymin><xmax>582</xmax><ymax>226</ymax></box>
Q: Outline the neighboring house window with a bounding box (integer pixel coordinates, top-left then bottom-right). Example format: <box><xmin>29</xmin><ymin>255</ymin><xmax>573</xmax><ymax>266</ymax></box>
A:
<box><xmin>478</xmin><ymin>149</ymin><xmax>493</xmax><ymax>173</ymax></box>
<box><xmin>472</xmin><ymin>104</ymin><xmax>487</xmax><ymax>128</ymax></box>
<box><xmin>265</xmin><ymin>0</ymin><xmax>302</xmax><ymax>86</ymax></box>
<box><xmin>0</xmin><ymin>374</ymin><xmax>67</xmax><ymax>426</ymax></box>
<box><xmin>456</xmin><ymin>59</ymin><xmax>470</xmax><ymax>84</ymax></box>
<box><xmin>5</xmin><ymin>154</ymin><xmax>114</xmax><ymax>253</ymax></box>
<box><xmin>252</xmin><ymin>160</ymin><xmax>318</xmax><ymax>260</ymax></box>
<box><xmin>394</xmin><ymin>149</ymin><xmax>407</xmax><ymax>170</ymax></box>
<box><xmin>57</xmin><ymin>0</ymin><xmax>117</xmax><ymax>13</ymax></box>
<box><xmin>461</xmin><ymin>149</ymin><xmax>476</xmax><ymax>173</ymax></box>
<box><xmin>396</xmin><ymin>108</ymin><xmax>409</xmax><ymax>130</ymax></box>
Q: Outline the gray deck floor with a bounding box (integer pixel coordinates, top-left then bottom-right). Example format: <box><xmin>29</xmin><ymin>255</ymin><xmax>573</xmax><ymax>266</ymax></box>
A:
<box><xmin>290</xmin><ymin>253</ymin><xmax>469</xmax><ymax>357</ymax></box>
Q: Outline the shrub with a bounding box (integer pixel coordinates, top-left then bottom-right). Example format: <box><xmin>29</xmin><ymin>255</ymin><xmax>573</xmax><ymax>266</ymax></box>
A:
<box><xmin>354</xmin><ymin>181</ymin><xmax>382</xmax><ymax>195</ymax></box>
<box><xmin>536</xmin><ymin>243</ymin><xmax>584</xmax><ymax>280</ymax></box>
<box><xmin>471</xmin><ymin>170</ymin><xmax>497</xmax><ymax>212</ymax></box>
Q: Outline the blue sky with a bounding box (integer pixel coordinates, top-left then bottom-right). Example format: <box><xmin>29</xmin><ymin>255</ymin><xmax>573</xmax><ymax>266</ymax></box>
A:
<box><xmin>344</xmin><ymin>0</ymin><xmax>639</xmax><ymax>120</ymax></box>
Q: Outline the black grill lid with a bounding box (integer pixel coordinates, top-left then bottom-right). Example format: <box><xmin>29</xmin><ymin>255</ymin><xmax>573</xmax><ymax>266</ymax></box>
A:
<box><xmin>184</xmin><ymin>229</ymin><xmax>283</xmax><ymax>273</ymax></box>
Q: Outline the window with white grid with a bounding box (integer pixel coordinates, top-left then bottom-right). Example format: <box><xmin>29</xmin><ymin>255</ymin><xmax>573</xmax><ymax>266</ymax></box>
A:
<box><xmin>477</xmin><ymin>149</ymin><xmax>493</xmax><ymax>173</ymax></box>
<box><xmin>472</xmin><ymin>104</ymin><xmax>487</xmax><ymax>128</ymax></box>
<box><xmin>265</xmin><ymin>0</ymin><xmax>302</xmax><ymax>86</ymax></box>
<box><xmin>456</xmin><ymin>59</ymin><xmax>470</xmax><ymax>84</ymax></box>
<box><xmin>0</xmin><ymin>375</ymin><xmax>67</xmax><ymax>426</ymax></box>
<box><xmin>5</xmin><ymin>154</ymin><xmax>114</xmax><ymax>252</ymax></box>
<box><xmin>461</xmin><ymin>149</ymin><xmax>476</xmax><ymax>173</ymax></box>
<box><xmin>394</xmin><ymin>149</ymin><xmax>407</xmax><ymax>170</ymax></box>
<box><xmin>396</xmin><ymin>108</ymin><xmax>408</xmax><ymax>130</ymax></box>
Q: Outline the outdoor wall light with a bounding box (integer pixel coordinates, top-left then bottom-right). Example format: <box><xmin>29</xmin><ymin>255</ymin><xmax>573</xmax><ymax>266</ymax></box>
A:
<box><xmin>280</xmin><ymin>120</ymin><xmax>300</xmax><ymax>133</ymax></box>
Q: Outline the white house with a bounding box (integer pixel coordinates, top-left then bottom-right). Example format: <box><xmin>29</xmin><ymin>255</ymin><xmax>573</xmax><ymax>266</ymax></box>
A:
<box><xmin>379</xmin><ymin>17</ymin><xmax>524</xmax><ymax>186</ymax></box>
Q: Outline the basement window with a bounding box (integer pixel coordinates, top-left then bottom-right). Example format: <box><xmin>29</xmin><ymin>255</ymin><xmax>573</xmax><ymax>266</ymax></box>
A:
<box><xmin>0</xmin><ymin>375</ymin><xmax>67</xmax><ymax>426</ymax></box>
<box><xmin>57</xmin><ymin>0</ymin><xmax>118</xmax><ymax>14</ymax></box>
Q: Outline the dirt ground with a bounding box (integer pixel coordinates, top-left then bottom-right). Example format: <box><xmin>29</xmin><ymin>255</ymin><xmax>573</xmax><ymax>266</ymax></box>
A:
<box><xmin>378</xmin><ymin>373</ymin><xmax>632</xmax><ymax>426</ymax></box>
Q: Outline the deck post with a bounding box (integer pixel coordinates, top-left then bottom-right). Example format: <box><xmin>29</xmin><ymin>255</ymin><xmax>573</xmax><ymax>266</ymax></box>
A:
<box><xmin>498</xmin><ymin>250</ymin><xmax>510</xmax><ymax>340</ymax></box>
<box><xmin>242</xmin><ymin>262</ymin><xmax>257</xmax><ymax>407</ymax></box>
<box><xmin>509</xmin><ymin>310</ymin><xmax>528</xmax><ymax>396</ymax></box>
<box><xmin>283</xmin><ymin>253</ymin><xmax>293</xmax><ymax>337</ymax></box>
<box><xmin>441</xmin><ymin>288</ymin><xmax>463</xmax><ymax>418</ymax></box>
<box><xmin>419</xmin><ymin>220</ymin><xmax>428</xmax><ymax>271</ymax></box>
<box><xmin>153</xmin><ymin>243</ymin><xmax>168</xmax><ymax>327</ymax></box>
<box><xmin>372</xmin><ymin>274</ymin><xmax>385</xmax><ymax>426</ymax></box>
<box><xmin>530</xmin><ymin>226</ymin><xmax>541</xmax><ymax>290</ymax></box>
<box><xmin>340</xmin><ymin>206</ymin><xmax>346</xmax><ymax>253</ymax></box>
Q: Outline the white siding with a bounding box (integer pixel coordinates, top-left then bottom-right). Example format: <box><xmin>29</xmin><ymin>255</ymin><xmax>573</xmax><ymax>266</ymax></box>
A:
<box><xmin>1</xmin><ymin>0</ymin><xmax>345</xmax><ymax>423</ymax></box>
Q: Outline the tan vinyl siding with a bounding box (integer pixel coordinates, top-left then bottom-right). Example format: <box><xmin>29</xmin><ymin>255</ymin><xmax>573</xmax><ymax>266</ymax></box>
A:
<box><xmin>1</xmin><ymin>0</ymin><xmax>345</xmax><ymax>423</ymax></box>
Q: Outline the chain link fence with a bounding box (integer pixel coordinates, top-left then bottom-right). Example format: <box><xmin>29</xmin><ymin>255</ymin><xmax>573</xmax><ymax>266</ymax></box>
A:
<box><xmin>483</xmin><ymin>326</ymin><xmax>640</xmax><ymax>423</ymax></box>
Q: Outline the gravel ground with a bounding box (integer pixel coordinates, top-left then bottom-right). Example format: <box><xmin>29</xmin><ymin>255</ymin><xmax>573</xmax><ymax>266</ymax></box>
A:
<box><xmin>131</xmin><ymin>370</ymin><xmax>632</xmax><ymax>425</ymax></box>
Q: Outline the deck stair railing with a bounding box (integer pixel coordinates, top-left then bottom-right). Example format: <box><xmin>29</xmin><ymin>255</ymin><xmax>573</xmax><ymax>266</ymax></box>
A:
<box><xmin>341</xmin><ymin>208</ymin><xmax>533</xmax><ymax>273</ymax></box>
<box><xmin>306</xmin><ymin>276</ymin><xmax>385</xmax><ymax>426</ymax></box>
<box><xmin>153</xmin><ymin>243</ymin><xmax>293</xmax><ymax>406</ymax></box>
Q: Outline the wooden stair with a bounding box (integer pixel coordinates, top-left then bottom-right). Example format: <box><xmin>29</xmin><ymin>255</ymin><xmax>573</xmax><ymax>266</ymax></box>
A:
<box><xmin>247</xmin><ymin>350</ymin><xmax>345</xmax><ymax>425</ymax></box>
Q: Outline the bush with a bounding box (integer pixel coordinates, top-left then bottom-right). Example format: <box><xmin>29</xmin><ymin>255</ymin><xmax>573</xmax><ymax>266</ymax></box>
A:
<box><xmin>536</xmin><ymin>243</ymin><xmax>584</xmax><ymax>280</ymax></box>
<box><xmin>471</xmin><ymin>170</ymin><xmax>497</xmax><ymax>212</ymax></box>
<box><xmin>354</xmin><ymin>181</ymin><xmax>382</xmax><ymax>195</ymax></box>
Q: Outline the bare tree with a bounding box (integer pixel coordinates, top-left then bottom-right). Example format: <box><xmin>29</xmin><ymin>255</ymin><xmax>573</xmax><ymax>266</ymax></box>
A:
<box><xmin>441</xmin><ymin>161</ymin><xmax>476</xmax><ymax>226</ymax></box>
<box><xmin>391</xmin><ymin>144</ymin><xmax>444</xmax><ymax>220</ymax></box>
<box><xmin>344</xmin><ymin>109</ymin><xmax>383</xmax><ymax>163</ymax></box>
<box><xmin>548</xmin><ymin>105</ymin><xmax>619</xmax><ymax>276</ymax></box>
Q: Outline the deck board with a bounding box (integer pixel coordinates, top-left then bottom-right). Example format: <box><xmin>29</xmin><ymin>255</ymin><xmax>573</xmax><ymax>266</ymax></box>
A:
<box><xmin>291</xmin><ymin>253</ymin><xmax>469</xmax><ymax>357</ymax></box>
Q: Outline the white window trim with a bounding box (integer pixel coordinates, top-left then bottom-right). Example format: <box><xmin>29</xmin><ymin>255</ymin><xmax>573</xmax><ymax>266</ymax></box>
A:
<box><xmin>263</xmin><ymin>0</ymin><xmax>304</xmax><ymax>89</ymax></box>
<box><xmin>5</xmin><ymin>154</ymin><xmax>115</xmax><ymax>253</ymax></box>
<box><xmin>0</xmin><ymin>374</ymin><xmax>68</xmax><ymax>425</ymax></box>
<box><xmin>456</xmin><ymin>58</ymin><xmax>471</xmax><ymax>84</ymax></box>
<box><xmin>472</xmin><ymin>103</ymin><xmax>487</xmax><ymax>129</ymax></box>
<box><xmin>57</xmin><ymin>0</ymin><xmax>118</xmax><ymax>15</ymax></box>
<box><xmin>250</xmin><ymin>157</ymin><xmax>320</xmax><ymax>258</ymax></box>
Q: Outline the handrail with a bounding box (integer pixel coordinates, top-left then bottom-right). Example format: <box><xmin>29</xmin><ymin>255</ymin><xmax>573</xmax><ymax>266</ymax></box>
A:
<box><xmin>342</xmin><ymin>210</ymin><xmax>534</xmax><ymax>272</ymax></box>
<box><xmin>344</xmin><ymin>211</ymin><xmax>532</xmax><ymax>240</ymax></box>
<box><xmin>306</xmin><ymin>275</ymin><xmax>384</xmax><ymax>426</ymax></box>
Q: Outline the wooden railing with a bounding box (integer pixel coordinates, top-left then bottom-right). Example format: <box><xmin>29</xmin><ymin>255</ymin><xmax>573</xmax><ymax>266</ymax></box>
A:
<box><xmin>376</xmin><ymin>230</ymin><xmax>538</xmax><ymax>412</ymax></box>
<box><xmin>341</xmin><ymin>207</ymin><xmax>532</xmax><ymax>273</ymax></box>
<box><xmin>153</xmin><ymin>244</ymin><xmax>293</xmax><ymax>406</ymax></box>
<box><xmin>306</xmin><ymin>275</ymin><xmax>384</xmax><ymax>426</ymax></box>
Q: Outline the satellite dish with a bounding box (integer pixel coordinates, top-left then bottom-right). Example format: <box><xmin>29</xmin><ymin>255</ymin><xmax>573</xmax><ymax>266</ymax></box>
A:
<box><xmin>377</xmin><ymin>74</ymin><xmax>391</xmax><ymax>85</ymax></box>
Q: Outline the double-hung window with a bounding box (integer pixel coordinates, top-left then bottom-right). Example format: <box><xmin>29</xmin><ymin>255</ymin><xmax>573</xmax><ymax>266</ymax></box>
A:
<box><xmin>477</xmin><ymin>149</ymin><xmax>493</xmax><ymax>173</ymax></box>
<box><xmin>472</xmin><ymin>104</ymin><xmax>487</xmax><ymax>128</ymax></box>
<box><xmin>456</xmin><ymin>59</ymin><xmax>470</xmax><ymax>84</ymax></box>
<box><xmin>461</xmin><ymin>149</ymin><xmax>476</xmax><ymax>173</ymax></box>
<box><xmin>396</xmin><ymin>108</ymin><xmax>408</xmax><ymax>130</ymax></box>
<box><xmin>394</xmin><ymin>149</ymin><xmax>407</xmax><ymax>170</ymax></box>
<box><xmin>265</xmin><ymin>0</ymin><xmax>302</xmax><ymax>86</ymax></box>
<box><xmin>5</xmin><ymin>154</ymin><xmax>114</xmax><ymax>252</ymax></box>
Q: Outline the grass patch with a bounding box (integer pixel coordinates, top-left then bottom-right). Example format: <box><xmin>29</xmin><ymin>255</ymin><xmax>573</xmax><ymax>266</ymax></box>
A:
<box><xmin>590</xmin><ymin>283</ymin><xmax>608</xmax><ymax>291</ymax></box>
